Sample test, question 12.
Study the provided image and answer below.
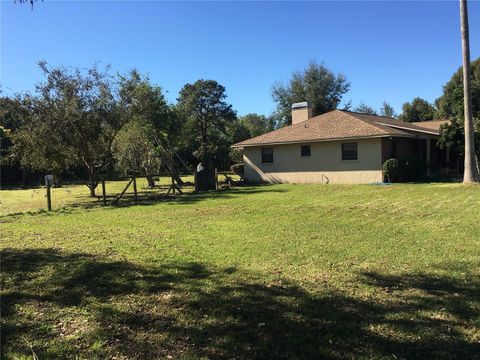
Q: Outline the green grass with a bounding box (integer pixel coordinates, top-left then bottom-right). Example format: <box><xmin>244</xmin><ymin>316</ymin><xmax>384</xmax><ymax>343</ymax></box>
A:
<box><xmin>0</xmin><ymin>177</ymin><xmax>196</xmax><ymax>215</ymax></box>
<box><xmin>1</xmin><ymin>183</ymin><xmax>479</xmax><ymax>359</ymax></box>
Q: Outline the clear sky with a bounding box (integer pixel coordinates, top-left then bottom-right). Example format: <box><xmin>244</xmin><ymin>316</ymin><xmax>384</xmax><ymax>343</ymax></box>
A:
<box><xmin>1</xmin><ymin>1</ymin><xmax>479</xmax><ymax>116</ymax></box>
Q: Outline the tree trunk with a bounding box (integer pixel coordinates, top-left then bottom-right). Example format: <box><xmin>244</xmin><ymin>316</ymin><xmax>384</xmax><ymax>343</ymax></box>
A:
<box><xmin>146</xmin><ymin>176</ymin><xmax>156</xmax><ymax>188</ymax></box>
<box><xmin>86</xmin><ymin>167</ymin><xmax>98</xmax><ymax>197</ymax></box>
<box><xmin>460</xmin><ymin>0</ymin><xmax>480</xmax><ymax>182</ymax></box>
<box><xmin>88</xmin><ymin>184</ymin><xmax>96</xmax><ymax>197</ymax></box>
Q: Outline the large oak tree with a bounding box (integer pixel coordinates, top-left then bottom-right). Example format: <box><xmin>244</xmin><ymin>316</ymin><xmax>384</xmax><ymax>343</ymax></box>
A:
<box><xmin>11</xmin><ymin>62</ymin><xmax>133</xmax><ymax>196</ymax></box>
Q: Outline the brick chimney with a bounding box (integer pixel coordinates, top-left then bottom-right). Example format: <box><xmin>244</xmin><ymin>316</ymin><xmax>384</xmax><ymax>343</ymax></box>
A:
<box><xmin>291</xmin><ymin>102</ymin><xmax>312</xmax><ymax>125</ymax></box>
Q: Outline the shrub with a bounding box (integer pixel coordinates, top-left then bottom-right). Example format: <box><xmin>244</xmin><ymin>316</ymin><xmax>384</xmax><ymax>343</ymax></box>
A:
<box><xmin>383</xmin><ymin>158</ymin><xmax>428</xmax><ymax>183</ymax></box>
<box><xmin>382</xmin><ymin>159</ymin><xmax>400</xmax><ymax>183</ymax></box>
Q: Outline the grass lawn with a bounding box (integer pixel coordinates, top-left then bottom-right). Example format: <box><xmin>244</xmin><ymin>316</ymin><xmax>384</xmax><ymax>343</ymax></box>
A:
<box><xmin>1</xmin><ymin>182</ymin><xmax>479</xmax><ymax>359</ymax></box>
<box><xmin>0</xmin><ymin>177</ymin><xmax>197</xmax><ymax>215</ymax></box>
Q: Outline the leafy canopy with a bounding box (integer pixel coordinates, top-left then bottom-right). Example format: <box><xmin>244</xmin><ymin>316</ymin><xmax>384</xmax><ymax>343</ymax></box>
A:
<box><xmin>436</xmin><ymin>58</ymin><xmax>480</xmax><ymax>121</ymax></box>
<box><xmin>177</xmin><ymin>79</ymin><xmax>236</xmax><ymax>167</ymax></box>
<box><xmin>437</xmin><ymin>58</ymin><xmax>480</xmax><ymax>166</ymax></box>
<box><xmin>354</xmin><ymin>103</ymin><xmax>378</xmax><ymax>115</ymax></box>
<box><xmin>113</xmin><ymin>72</ymin><xmax>172</xmax><ymax>181</ymax></box>
<box><xmin>237</xmin><ymin>113</ymin><xmax>275</xmax><ymax>139</ymax></box>
<box><xmin>272</xmin><ymin>60</ymin><xmax>350</xmax><ymax>126</ymax></box>
<box><xmin>398</xmin><ymin>97</ymin><xmax>436</xmax><ymax>122</ymax></box>
<box><xmin>380</xmin><ymin>102</ymin><xmax>397</xmax><ymax>118</ymax></box>
<box><xmin>11</xmin><ymin>62</ymin><xmax>135</xmax><ymax>195</ymax></box>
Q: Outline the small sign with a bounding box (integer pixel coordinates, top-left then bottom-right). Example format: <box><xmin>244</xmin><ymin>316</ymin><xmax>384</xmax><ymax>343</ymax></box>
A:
<box><xmin>45</xmin><ymin>175</ymin><xmax>54</xmax><ymax>187</ymax></box>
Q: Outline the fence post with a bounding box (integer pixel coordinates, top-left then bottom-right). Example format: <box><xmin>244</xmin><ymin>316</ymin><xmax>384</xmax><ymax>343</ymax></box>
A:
<box><xmin>46</xmin><ymin>184</ymin><xmax>52</xmax><ymax>211</ymax></box>
<box><xmin>194</xmin><ymin>170</ymin><xmax>199</xmax><ymax>193</ymax></box>
<box><xmin>133</xmin><ymin>173</ymin><xmax>138</xmax><ymax>202</ymax></box>
<box><xmin>102</xmin><ymin>178</ymin><xmax>107</xmax><ymax>206</ymax></box>
<box><xmin>215</xmin><ymin>168</ymin><xmax>218</xmax><ymax>190</ymax></box>
<box><xmin>45</xmin><ymin>174</ymin><xmax>53</xmax><ymax>211</ymax></box>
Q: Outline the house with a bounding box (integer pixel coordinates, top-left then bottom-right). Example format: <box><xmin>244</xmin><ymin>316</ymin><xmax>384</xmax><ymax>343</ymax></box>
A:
<box><xmin>232</xmin><ymin>102</ymin><xmax>452</xmax><ymax>184</ymax></box>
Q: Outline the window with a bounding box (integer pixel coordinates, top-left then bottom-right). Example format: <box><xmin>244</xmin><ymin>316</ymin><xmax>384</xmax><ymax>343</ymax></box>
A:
<box><xmin>301</xmin><ymin>145</ymin><xmax>311</xmax><ymax>157</ymax></box>
<box><xmin>342</xmin><ymin>142</ymin><xmax>358</xmax><ymax>160</ymax></box>
<box><xmin>261</xmin><ymin>147</ymin><xmax>273</xmax><ymax>163</ymax></box>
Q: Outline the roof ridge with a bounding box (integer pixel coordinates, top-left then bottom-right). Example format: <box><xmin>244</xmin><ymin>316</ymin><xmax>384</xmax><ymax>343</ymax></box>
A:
<box><xmin>339</xmin><ymin>110</ymin><xmax>411</xmax><ymax>135</ymax></box>
<box><xmin>339</xmin><ymin>109</ymin><xmax>442</xmax><ymax>127</ymax></box>
<box><xmin>343</xmin><ymin>110</ymin><xmax>440</xmax><ymax>135</ymax></box>
<box><xmin>411</xmin><ymin>119</ymin><xmax>449</xmax><ymax>123</ymax></box>
<box><xmin>339</xmin><ymin>109</ymin><xmax>397</xmax><ymax>120</ymax></box>
<box><xmin>372</xmin><ymin>118</ymin><xmax>440</xmax><ymax>134</ymax></box>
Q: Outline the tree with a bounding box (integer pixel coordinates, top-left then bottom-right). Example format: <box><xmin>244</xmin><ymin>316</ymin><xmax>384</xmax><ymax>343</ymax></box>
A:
<box><xmin>438</xmin><ymin>118</ymin><xmax>480</xmax><ymax>162</ymax></box>
<box><xmin>354</xmin><ymin>102</ymin><xmax>377</xmax><ymax>115</ymax></box>
<box><xmin>238</xmin><ymin>113</ymin><xmax>275</xmax><ymax>138</ymax></box>
<box><xmin>228</xmin><ymin>121</ymin><xmax>251</xmax><ymax>145</ymax></box>
<box><xmin>380</xmin><ymin>101</ymin><xmax>397</xmax><ymax>118</ymax></box>
<box><xmin>459</xmin><ymin>0</ymin><xmax>479</xmax><ymax>182</ymax></box>
<box><xmin>341</xmin><ymin>100</ymin><xmax>353</xmax><ymax>111</ymax></box>
<box><xmin>0</xmin><ymin>95</ymin><xmax>31</xmax><ymax>163</ymax></box>
<box><xmin>398</xmin><ymin>97</ymin><xmax>436</xmax><ymax>122</ymax></box>
<box><xmin>0</xmin><ymin>94</ymin><xmax>34</xmax><ymax>185</ymax></box>
<box><xmin>177</xmin><ymin>80</ymin><xmax>236</xmax><ymax>169</ymax></box>
<box><xmin>114</xmin><ymin>121</ymin><xmax>163</xmax><ymax>188</ymax></box>
<box><xmin>436</xmin><ymin>56</ymin><xmax>480</xmax><ymax>176</ymax></box>
<box><xmin>11</xmin><ymin>62</ymin><xmax>130</xmax><ymax>196</ymax></box>
<box><xmin>435</xmin><ymin>58</ymin><xmax>479</xmax><ymax>120</ymax></box>
<box><xmin>271</xmin><ymin>60</ymin><xmax>350</xmax><ymax>126</ymax></box>
<box><xmin>113</xmin><ymin>72</ymin><xmax>173</xmax><ymax>187</ymax></box>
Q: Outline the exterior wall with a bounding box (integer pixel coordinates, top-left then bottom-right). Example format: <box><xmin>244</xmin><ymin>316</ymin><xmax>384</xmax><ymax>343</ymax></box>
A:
<box><xmin>243</xmin><ymin>138</ymin><xmax>383</xmax><ymax>184</ymax></box>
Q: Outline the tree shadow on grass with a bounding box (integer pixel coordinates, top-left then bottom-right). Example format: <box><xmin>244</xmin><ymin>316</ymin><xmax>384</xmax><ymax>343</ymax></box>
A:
<box><xmin>1</xmin><ymin>185</ymin><xmax>289</xmax><ymax>219</ymax></box>
<box><xmin>104</xmin><ymin>184</ymin><xmax>288</xmax><ymax>209</ymax></box>
<box><xmin>1</xmin><ymin>248</ymin><xmax>479</xmax><ymax>359</ymax></box>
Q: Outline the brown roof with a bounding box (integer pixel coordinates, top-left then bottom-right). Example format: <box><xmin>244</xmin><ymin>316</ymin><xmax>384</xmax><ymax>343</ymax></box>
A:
<box><xmin>233</xmin><ymin>110</ymin><xmax>438</xmax><ymax>148</ymax></box>
<box><xmin>411</xmin><ymin>120</ymin><xmax>450</xmax><ymax>131</ymax></box>
<box><xmin>344</xmin><ymin>112</ymin><xmax>441</xmax><ymax>135</ymax></box>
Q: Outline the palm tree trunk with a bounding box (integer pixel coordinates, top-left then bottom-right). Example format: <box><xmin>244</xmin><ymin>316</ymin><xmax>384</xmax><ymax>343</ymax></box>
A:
<box><xmin>460</xmin><ymin>0</ymin><xmax>480</xmax><ymax>182</ymax></box>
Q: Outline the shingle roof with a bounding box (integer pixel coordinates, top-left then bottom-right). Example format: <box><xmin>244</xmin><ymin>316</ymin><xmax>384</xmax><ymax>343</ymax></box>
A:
<box><xmin>344</xmin><ymin>112</ymin><xmax>440</xmax><ymax>135</ymax></box>
<box><xmin>411</xmin><ymin>120</ymin><xmax>450</xmax><ymax>131</ymax></box>
<box><xmin>233</xmin><ymin>110</ymin><xmax>438</xmax><ymax>148</ymax></box>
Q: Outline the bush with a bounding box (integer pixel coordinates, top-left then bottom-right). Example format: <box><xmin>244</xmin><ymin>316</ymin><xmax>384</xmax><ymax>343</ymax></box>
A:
<box><xmin>383</xmin><ymin>158</ymin><xmax>428</xmax><ymax>183</ymax></box>
<box><xmin>382</xmin><ymin>159</ymin><xmax>400</xmax><ymax>183</ymax></box>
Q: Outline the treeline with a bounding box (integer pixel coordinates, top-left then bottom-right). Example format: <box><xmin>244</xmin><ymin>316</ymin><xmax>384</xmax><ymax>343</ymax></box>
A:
<box><xmin>2</xmin><ymin>58</ymin><xmax>479</xmax><ymax>190</ymax></box>
<box><xmin>0</xmin><ymin>62</ymin><xmax>274</xmax><ymax>192</ymax></box>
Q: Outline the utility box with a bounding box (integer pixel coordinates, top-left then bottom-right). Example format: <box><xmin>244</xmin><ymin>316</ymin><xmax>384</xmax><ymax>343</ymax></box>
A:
<box><xmin>196</xmin><ymin>169</ymin><xmax>216</xmax><ymax>191</ymax></box>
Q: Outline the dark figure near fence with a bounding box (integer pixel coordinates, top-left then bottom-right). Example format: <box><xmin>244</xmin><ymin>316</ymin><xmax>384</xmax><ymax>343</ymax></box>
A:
<box><xmin>196</xmin><ymin>163</ymin><xmax>216</xmax><ymax>192</ymax></box>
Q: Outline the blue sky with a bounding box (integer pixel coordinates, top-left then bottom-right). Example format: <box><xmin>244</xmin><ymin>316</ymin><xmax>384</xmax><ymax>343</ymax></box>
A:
<box><xmin>1</xmin><ymin>1</ymin><xmax>479</xmax><ymax>116</ymax></box>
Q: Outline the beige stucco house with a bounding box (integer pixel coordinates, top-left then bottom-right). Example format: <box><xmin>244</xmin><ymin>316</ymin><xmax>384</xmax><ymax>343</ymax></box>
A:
<box><xmin>232</xmin><ymin>102</ymin><xmax>449</xmax><ymax>184</ymax></box>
